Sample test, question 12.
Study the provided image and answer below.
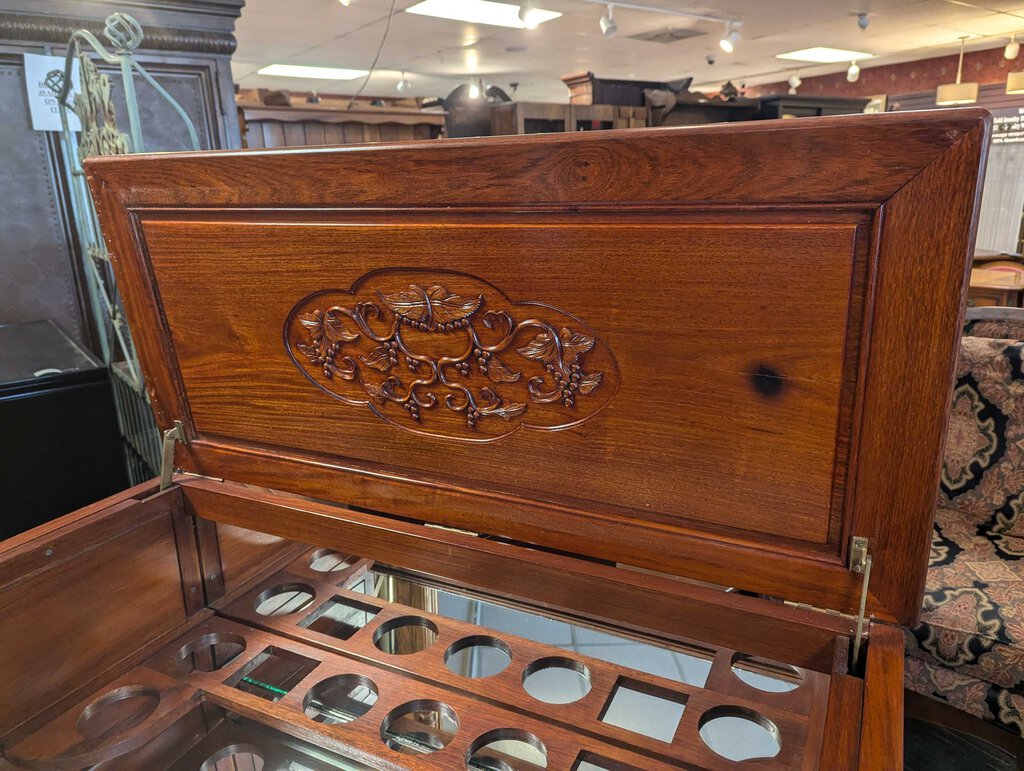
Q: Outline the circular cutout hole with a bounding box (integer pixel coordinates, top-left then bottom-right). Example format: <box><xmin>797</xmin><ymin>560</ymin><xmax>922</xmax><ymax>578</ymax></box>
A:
<box><xmin>380</xmin><ymin>699</ymin><xmax>458</xmax><ymax>755</ymax></box>
<box><xmin>467</xmin><ymin>728</ymin><xmax>548</xmax><ymax>770</ymax></box>
<box><xmin>698</xmin><ymin>706</ymin><xmax>782</xmax><ymax>761</ymax></box>
<box><xmin>373</xmin><ymin>616</ymin><xmax>439</xmax><ymax>655</ymax></box>
<box><xmin>308</xmin><ymin>549</ymin><xmax>353</xmax><ymax>573</ymax></box>
<box><xmin>521</xmin><ymin>657</ymin><xmax>591</xmax><ymax>704</ymax></box>
<box><xmin>303</xmin><ymin>674</ymin><xmax>378</xmax><ymax>724</ymax></box>
<box><xmin>445</xmin><ymin>636</ymin><xmax>512</xmax><ymax>679</ymax></box>
<box><xmin>199</xmin><ymin>743</ymin><xmax>265</xmax><ymax>771</ymax></box>
<box><xmin>77</xmin><ymin>685</ymin><xmax>160</xmax><ymax>740</ymax></box>
<box><xmin>730</xmin><ymin>653</ymin><xmax>803</xmax><ymax>693</ymax></box>
<box><xmin>175</xmin><ymin>632</ymin><xmax>246</xmax><ymax>674</ymax></box>
<box><xmin>254</xmin><ymin>583</ymin><xmax>316</xmax><ymax>617</ymax></box>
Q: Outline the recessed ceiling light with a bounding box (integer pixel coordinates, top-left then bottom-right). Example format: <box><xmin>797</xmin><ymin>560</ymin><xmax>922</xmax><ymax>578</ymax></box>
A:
<box><xmin>257</xmin><ymin>64</ymin><xmax>369</xmax><ymax>80</ymax></box>
<box><xmin>777</xmin><ymin>47</ymin><xmax>873</xmax><ymax>63</ymax></box>
<box><xmin>406</xmin><ymin>0</ymin><xmax>560</xmax><ymax>29</ymax></box>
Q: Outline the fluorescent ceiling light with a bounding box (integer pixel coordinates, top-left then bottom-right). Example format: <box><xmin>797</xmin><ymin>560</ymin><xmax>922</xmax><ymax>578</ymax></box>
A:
<box><xmin>257</xmin><ymin>64</ymin><xmax>369</xmax><ymax>80</ymax></box>
<box><xmin>777</xmin><ymin>47</ymin><xmax>873</xmax><ymax>63</ymax></box>
<box><xmin>406</xmin><ymin>0</ymin><xmax>560</xmax><ymax>28</ymax></box>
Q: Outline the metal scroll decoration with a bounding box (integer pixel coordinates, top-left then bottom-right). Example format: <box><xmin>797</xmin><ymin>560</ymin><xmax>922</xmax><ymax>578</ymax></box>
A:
<box><xmin>285</xmin><ymin>271</ymin><xmax>618</xmax><ymax>441</ymax></box>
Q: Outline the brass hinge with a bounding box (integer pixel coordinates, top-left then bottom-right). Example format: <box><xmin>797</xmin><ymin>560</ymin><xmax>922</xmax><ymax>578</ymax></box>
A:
<box><xmin>159</xmin><ymin>420</ymin><xmax>188</xmax><ymax>491</ymax></box>
<box><xmin>780</xmin><ymin>600</ymin><xmax>858</xmax><ymax>623</ymax></box>
<box><xmin>849</xmin><ymin>536</ymin><xmax>873</xmax><ymax>671</ymax></box>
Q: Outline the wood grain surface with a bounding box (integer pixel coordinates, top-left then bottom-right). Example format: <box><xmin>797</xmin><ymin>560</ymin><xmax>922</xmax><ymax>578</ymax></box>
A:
<box><xmin>85</xmin><ymin>111</ymin><xmax>990</xmax><ymax>626</ymax></box>
<box><xmin>0</xmin><ymin>490</ymin><xmax>189</xmax><ymax>742</ymax></box>
<box><xmin>858</xmin><ymin>623</ymin><xmax>905</xmax><ymax>770</ymax></box>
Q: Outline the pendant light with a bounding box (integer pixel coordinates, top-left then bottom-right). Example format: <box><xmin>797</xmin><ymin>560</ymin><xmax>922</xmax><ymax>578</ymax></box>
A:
<box><xmin>847</xmin><ymin>61</ymin><xmax>860</xmax><ymax>83</ymax></box>
<box><xmin>936</xmin><ymin>37</ymin><xmax>978</xmax><ymax>105</ymax></box>
<box><xmin>396</xmin><ymin>72</ymin><xmax>412</xmax><ymax>93</ymax></box>
<box><xmin>1008</xmin><ymin>70</ymin><xmax>1024</xmax><ymax>94</ymax></box>
<box><xmin>1006</xmin><ymin>34</ymin><xmax>1019</xmax><ymax>60</ymax></box>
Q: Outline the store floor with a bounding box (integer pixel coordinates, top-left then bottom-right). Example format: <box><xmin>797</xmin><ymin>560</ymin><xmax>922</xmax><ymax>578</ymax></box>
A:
<box><xmin>905</xmin><ymin>717</ymin><xmax>1016</xmax><ymax>770</ymax></box>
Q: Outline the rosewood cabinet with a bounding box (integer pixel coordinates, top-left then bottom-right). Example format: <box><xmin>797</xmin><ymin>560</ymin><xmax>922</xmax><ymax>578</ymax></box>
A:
<box><xmin>0</xmin><ymin>109</ymin><xmax>990</xmax><ymax>769</ymax></box>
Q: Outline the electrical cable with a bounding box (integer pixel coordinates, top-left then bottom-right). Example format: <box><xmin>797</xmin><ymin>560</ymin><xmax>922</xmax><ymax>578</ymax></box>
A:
<box><xmin>347</xmin><ymin>0</ymin><xmax>400</xmax><ymax>109</ymax></box>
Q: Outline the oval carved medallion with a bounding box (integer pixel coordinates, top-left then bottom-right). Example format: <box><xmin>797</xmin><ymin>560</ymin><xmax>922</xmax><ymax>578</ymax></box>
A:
<box><xmin>285</xmin><ymin>270</ymin><xmax>619</xmax><ymax>442</ymax></box>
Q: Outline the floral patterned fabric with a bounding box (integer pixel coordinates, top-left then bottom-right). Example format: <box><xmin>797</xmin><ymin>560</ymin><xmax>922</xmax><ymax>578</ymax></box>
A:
<box><xmin>907</xmin><ymin>333</ymin><xmax>1024</xmax><ymax>736</ymax></box>
<box><xmin>965</xmin><ymin>318</ymin><xmax>1024</xmax><ymax>342</ymax></box>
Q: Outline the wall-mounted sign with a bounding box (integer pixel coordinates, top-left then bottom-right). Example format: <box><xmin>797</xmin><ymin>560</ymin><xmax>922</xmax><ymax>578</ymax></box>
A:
<box><xmin>23</xmin><ymin>53</ymin><xmax>81</xmax><ymax>132</ymax></box>
<box><xmin>992</xmin><ymin>108</ymin><xmax>1024</xmax><ymax>145</ymax></box>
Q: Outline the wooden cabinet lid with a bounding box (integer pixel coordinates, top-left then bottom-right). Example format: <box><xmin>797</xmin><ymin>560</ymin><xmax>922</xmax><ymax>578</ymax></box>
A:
<box><xmin>86</xmin><ymin>110</ymin><xmax>990</xmax><ymax>626</ymax></box>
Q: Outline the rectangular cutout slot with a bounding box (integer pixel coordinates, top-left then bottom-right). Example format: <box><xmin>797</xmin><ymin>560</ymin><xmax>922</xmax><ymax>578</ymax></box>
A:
<box><xmin>298</xmin><ymin>596</ymin><xmax>380</xmax><ymax>640</ymax></box>
<box><xmin>573</xmin><ymin>751</ymin><xmax>642</xmax><ymax>770</ymax></box>
<box><xmin>598</xmin><ymin>678</ymin><xmax>687</xmax><ymax>743</ymax></box>
<box><xmin>224</xmin><ymin>646</ymin><xmax>319</xmax><ymax>702</ymax></box>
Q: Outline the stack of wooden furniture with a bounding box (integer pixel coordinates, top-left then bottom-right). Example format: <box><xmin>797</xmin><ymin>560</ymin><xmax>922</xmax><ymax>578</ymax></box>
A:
<box><xmin>237</xmin><ymin>90</ymin><xmax>445</xmax><ymax>148</ymax></box>
<box><xmin>0</xmin><ymin>110</ymin><xmax>990</xmax><ymax>768</ymax></box>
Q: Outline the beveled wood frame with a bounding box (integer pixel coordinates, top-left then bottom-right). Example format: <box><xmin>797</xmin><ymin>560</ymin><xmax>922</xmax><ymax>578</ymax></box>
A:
<box><xmin>86</xmin><ymin>111</ymin><xmax>990</xmax><ymax>626</ymax></box>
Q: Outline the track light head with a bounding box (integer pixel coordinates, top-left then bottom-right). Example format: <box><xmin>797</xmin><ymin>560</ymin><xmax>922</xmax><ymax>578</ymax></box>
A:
<box><xmin>847</xmin><ymin>61</ymin><xmax>860</xmax><ymax>82</ymax></box>
<box><xmin>518</xmin><ymin>1</ymin><xmax>542</xmax><ymax>29</ymax></box>
<box><xmin>719</xmin><ymin>26</ymin><xmax>740</xmax><ymax>53</ymax></box>
<box><xmin>788</xmin><ymin>73</ymin><xmax>802</xmax><ymax>89</ymax></box>
<box><xmin>599</xmin><ymin>4</ymin><xmax>617</xmax><ymax>37</ymax></box>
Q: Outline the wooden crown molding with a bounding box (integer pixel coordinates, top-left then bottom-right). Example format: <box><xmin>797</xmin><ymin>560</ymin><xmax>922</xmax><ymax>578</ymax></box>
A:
<box><xmin>0</xmin><ymin>12</ymin><xmax>237</xmax><ymax>55</ymax></box>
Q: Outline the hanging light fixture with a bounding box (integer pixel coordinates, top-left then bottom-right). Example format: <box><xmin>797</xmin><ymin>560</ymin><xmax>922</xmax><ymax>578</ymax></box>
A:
<box><xmin>787</xmin><ymin>72</ymin><xmax>801</xmax><ymax>94</ymax></box>
<box><xmin>1006</xmin><ymin>34</ymin><xmax>1020</xmax><ymax>60</ymax></box>
<box><xmin>396</xmin><ymin>71</ymin><xmax>412</xmax><ymax>92</ymax></box>
<box><xmin>1008</xmin><ymin>70</ymin><xmax>1024</xmax><ymax>94</ymax></box>
<box><xmin>847</xmin><ymin>61</ymin><xmax>860</xmax><ymax>83</ymax></box>
<box><xmin>936</xmin><ymin>37</ymin><xmax>979</xmax><ymax>105</ymax></box>
<box><xmin>599</xmin><ymin>4</ymin><xmax>617</xmax><ymax>37</ymax></box>
<box><xmin>719</xmin><ymin>22</ymin><xmax>740</xmax><ymax>53</ymax></box>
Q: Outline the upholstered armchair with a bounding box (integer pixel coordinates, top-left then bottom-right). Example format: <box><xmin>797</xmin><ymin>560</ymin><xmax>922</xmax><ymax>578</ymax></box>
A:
<box><xmin>905</xmin><ymin>307</ymin><xmax>1024</xmax><ymax>750</ymax></box>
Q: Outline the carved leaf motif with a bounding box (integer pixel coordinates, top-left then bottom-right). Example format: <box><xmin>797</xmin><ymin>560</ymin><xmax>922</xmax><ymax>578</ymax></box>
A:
<box><xmin>379</xmin><ymin>285</ymin><xmax>482</xmax><ymax>327</ymax></box>
<box><xmin>559</xmin><ymin>327</ymin><xmax>595</xmax><ymax>364</ymax></box>
<box><xmin>362</xmin><ymin>380</ymin><xmax>387</xmax><ymax>403</ymax></box>
<box><xmin>481</xmin><ymin>401</ymin><xmax>527</xmax><ymax>421</ymax></box>
<box><xmin>298</xmin><ymin>312</ymin><xmax>323</xmax><ymax>338</ymax></box>
<box><xmin>578</xmin><ymin>372</ymin><xmax>603</xmax><ymax>395</ymax></box>
<box><xmin>516</xmin><ymin>332</ymin><xmax>557</xmax><ymax>365</ymax></box>
<box><xmin>296</xmin><ymin>342</ymin><xmax>322</xmax><ymax>364</ymax></box>
<box><xmin>323</xmin><ymin>312</ymin><xmax>360</xmax><ymax>343</ymax></box>
<box><xmin>360</xmin><ymin>346</ymin><xmax>393</xmax><ymax>372</ymax></box>
<box><xmin>487</xmin><ymin>356</ymin><xmax>521</xmax><ymax>383</ymax></box>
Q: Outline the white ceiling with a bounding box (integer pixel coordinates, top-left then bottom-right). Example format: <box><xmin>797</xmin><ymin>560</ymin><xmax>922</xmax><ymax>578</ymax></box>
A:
<box><xmin>231</xmin><ymin>0</ymin><xmax>1024</xmax><ymax>102</ymax></box>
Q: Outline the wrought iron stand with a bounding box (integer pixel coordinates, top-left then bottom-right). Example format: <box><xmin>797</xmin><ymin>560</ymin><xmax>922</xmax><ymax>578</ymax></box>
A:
<box><xmin>47</xmin><ymin>13</ymin><xmax>202</xmax><ymax>483</ymax></box>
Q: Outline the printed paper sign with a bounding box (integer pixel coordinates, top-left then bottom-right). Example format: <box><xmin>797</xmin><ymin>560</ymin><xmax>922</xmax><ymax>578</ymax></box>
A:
<box><xmin>23</xmin><ymin>53</ymin><xmax>81</xmax><ymax>132</ymax></box>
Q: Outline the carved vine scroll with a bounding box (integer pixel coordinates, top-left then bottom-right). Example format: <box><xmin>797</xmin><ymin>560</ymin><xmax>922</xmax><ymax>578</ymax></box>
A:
<box><xmin>285</xmin><ymin>271</ymin><xmax>618</xmax><ymax>441</ymax></box>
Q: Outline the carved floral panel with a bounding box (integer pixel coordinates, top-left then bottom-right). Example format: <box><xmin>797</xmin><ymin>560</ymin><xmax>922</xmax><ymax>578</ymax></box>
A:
<box><xmin>285</xmin><ymin>270</ymin><xmax>618</xmax><ymax>441</ymax></box>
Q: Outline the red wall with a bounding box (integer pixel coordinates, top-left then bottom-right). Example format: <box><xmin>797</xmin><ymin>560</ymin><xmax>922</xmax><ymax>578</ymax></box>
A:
<box><xmin>743</xmin><ymin>45</ymin><xmax>1022</xmax><ymax>99</ymax></box>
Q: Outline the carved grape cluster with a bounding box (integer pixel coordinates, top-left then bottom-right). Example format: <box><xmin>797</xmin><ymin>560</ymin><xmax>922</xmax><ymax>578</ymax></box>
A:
<box><xmin>381</xmin><ymin>340</ymin><xmax>400</xmax><ymax>368</ymax></box>
<box><xmin>474</xmin><ymin>348</ymin><xmax>494</xmax><ymax>377</ymax></box>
